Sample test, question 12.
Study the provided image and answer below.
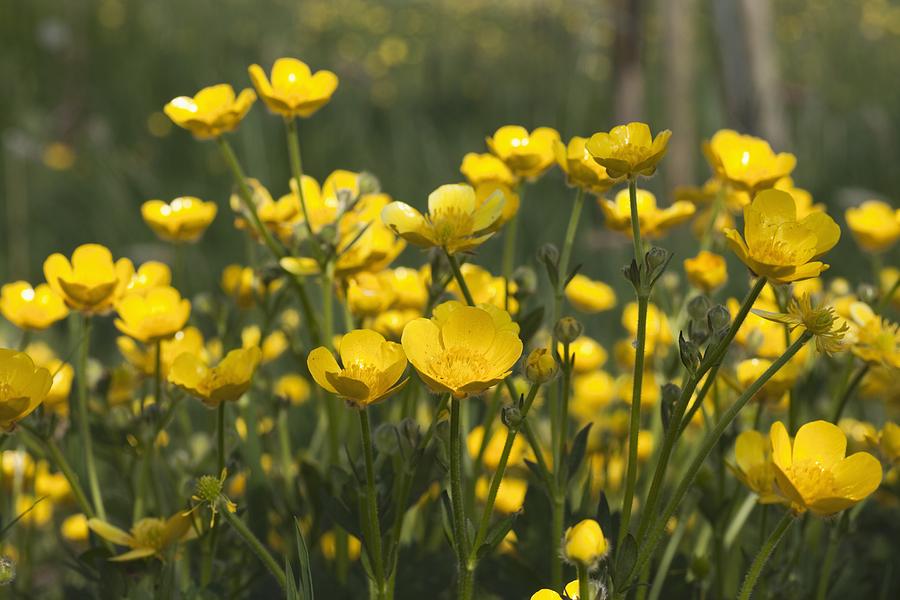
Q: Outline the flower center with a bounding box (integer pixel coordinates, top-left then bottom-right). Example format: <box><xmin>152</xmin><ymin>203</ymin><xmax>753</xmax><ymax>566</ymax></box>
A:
<box><xmin>613</xmin><ymin>144</ymin><xmax>651</xmax><ymax>166</ymax></box>
<box><xmin>429</xmin><ymin>208</ymin><xmax>474</xmax><ymax>245</ymax></box>
<box><xmin>746</xmin><ymin>463</ymin><xmax>776</xmax><ymax>496</ymax></box>
<box><xmin>132</xmin><ymin>518</ymin><xmax>166</xmax><ymax>550</ymax></box>
<box><xmin>785</xmin><ymin>460</ymin><xmax>837</xmax><ymax>502</ymax></box>
<box><xmin>341</xmin><ymin>360</ymin><xmax>382</xmax><ymax>393</ymax></box>
<box><xmin>427</xmin><ymin>346</ymin><xmax>492</xmax><ymax>391</ymax></box>
<box><xmin>0</xmin><ymin>382</ymin><xmax>17</xmax><ymax>402</ymax></box>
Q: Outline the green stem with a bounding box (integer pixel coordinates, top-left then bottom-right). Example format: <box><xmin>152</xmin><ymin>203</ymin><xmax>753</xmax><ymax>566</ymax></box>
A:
<box><xmin>551</xmin><ymin>494</ymin><xmax>565</xmax><ymax>590</ymax></box>
<box><xmin>75</xmin><ymin>315</ymin><xmax>105</xmax><ymax>520</ymax></box>
<box><xmin>815</xmin><ymin>513</ymin><xmax>847</xmax><ymax>600</ymax></box>
<box><xmin>17</xmin><ymin>424</ymin><xmax>94</xmax><ymax>520</ymax></box>
<box><xmin>699</xmin><ymin>181</ymin><xmax>726</xmax><ymax>252</ymax></box>
<box><xmin>619</xmin><ymin>293</ymin><xmax>648</xmax><ymax>549</ymax></box>
<box><xmin>627</xmin><ymin>331</ymin><xmax>811</xmax><ymax>590</ymax></box>
<box><xmin>553</xmin><ymin>188</ymin><xmax>585</xmax><ymax>321</ymax></box>
<box><xmin>502</xmin><ymin>186</ymin><xmax>522</xmax><ymax>282</ymax></box>
<box><xmin>578</xmin><ymin>562</ymin><xmax>592</xmax><ymax>600</ymax></box>
<box><xmin>220</xmin><ymin>502</ymin><xmax>287</xmax><ymax>590</ymax></box>
<box><xmin>450</xmin><ymin>398</ymin><xmax>473</xmax><ymax>599</ymax></box>
<box><xmin>737</xmin><ymin>512</ymin><xmax>794</xmax><ymax>600</ymax></box>
<box><xmin>359</xmin><ymin>409</ymin><xmax>386</xmax><ymax>596</ymax></box>
<box><xmin>830</xmin><ymin>363</ymin><xmax>870</xmax><ymax>423</ymax></box>
<box><xmin>468</xmin><ymin>384</ymin><xmax>540</xmax><ymax>562</ymax></box>
<box><xmin>445</xmin><ymin>250</ymin><xmax>475</xmax><ymax>306</ymax></box>
<box><xmin>877</xmin><ymin>275</ymin><xmax>900</xmax><ymax>312</ymax></box>
<box><xmin>285</xmin><ymin>118</ymin><xmax>315</xmax><ymax>241</ymax></box>
<box><xmin>628</xmin><ymin>177</ymin><xmax>644</xmax><ymax>269</ymax></box>
<box><xmin>217</xmin><ymin>403</ymin><xmax>226</xmax><ymax>474</ymax></box>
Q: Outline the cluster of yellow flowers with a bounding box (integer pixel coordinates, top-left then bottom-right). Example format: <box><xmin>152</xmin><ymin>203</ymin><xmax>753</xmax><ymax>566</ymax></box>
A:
<box><xmin>1</xmin><ymin>54</ymin><xmax>898</xmax><ymax>600</ymax></box>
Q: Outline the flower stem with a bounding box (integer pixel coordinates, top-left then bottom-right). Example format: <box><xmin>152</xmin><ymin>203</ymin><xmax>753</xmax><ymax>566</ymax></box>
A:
<box><xmin>359</xmin><ymin>408</ymin><xmax>386</xmax><ymax>596</ymax></box>
<box><xmin>578</xmin><ymin>562</ymin><xmax>592</xmax><ymax>600</ymax></box>
<box><xmin>815</xmin><ymin>513</ymin><xmax>847</xmax><ymax>600</ymax></box>
<box><xmin>737</xmin><ymin>512</ymin><xmax>794</xmax><ymax>600</ymax></box>
<box><xmin>445</xmin><ymin>250</ymin><xmax>476</xmax><ymax>306</ymax></box>
<box><xmin>75</xmin><ymin>315</ymin><xmax>105</xmax><ymax>520</ymax></box>
<box><xmin>553</xmin><ymin>188</ymin><xmax>585</xmax><ymax>321</ymax></box>
<box><xmin>216</xmin><ymin>403</ymin><xmax>226</xmax><ymax>474</ymax></box>
<box><xmin>626</xmin><ymin>331</ymin><xmax>811</xmax><ymax>590</ymax></box>
<box><xmin>619</xmin><ymin>293</ymin><xmax>648</xmax><ymax>549</ymax></box>
<box><xmin>220</xmin><ymin>501</ymin><xmax>287</xmax><ymax>590</ymax></box>
<box><xmin>627</xmin><ymin>177</ymin><xmax>644</xmax><ymax>268</ymax></box>
<box><xmin>17</xmin><ymin>423</ymin><xmax>94</xmax><ymax>519</ymax></box>
<box><xmin>450</xmin><ymin>398</ymin><xmax>473</xmax><ymax>599</ymax></box>
<box><xmin>830</xmin><ymin>363</ymin><xmax>870</xmax><ymax>423</ymax></box>
<box><xmin>285</xmin><ymin>118</ymin><xmax>316</xmax><ymax>241</ymax></box>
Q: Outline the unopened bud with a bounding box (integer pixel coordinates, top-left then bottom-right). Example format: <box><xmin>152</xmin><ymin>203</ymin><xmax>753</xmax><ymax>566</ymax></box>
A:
<box><xmin>564</xmin><ymin>519</ymin><xmax>608</xmax><ymax>566</ymax></box>
<box><xmin>358</xmin><ymin>171</ymin><xmax>381</xmax><ymax>195</ymax></box>
<box><xmin>525</xmin><ymin>347</ymin><xmax>558</xmax><ymax>384</ymax></box>
<box><xmin>644</xmin><ymin>246</ymin><xmax>672</xmax><ymax>286</ymax></box>
<box><xmin>513</xmin><ymin>266</ymin><xmax>538</xmax><ymax>298</ymax></box>
<box><xmin>555</xmin><ymin>317</ymin><xmax>583</xmax><ymax>345</ymax></box>
<box><xmin>679</xmin><ymin>332</ymin><xmax>701</xmax><ymax>372</ymax></box>
<box><xmin>687</xmin><ymin>296</ymin><xmax>712</xmax><ymax>320</ymax></box>
<box><xmin>537</xmin><ymin>243</ymin><xmax>560</xmax><ymax>268</ymax></box>
<box><xmin>374</xmin><ymin>423</ymin><xmax>399</xmax><ymax>455</ymax></box>
<box><xmin>501</xmin><ymin>405</ymin><xmax>523</xmax><ymax>428</ymax></box>
<box><xmin>707</xmin><ymin>305</ymin><xmax>731</xmax><ymax>335</ymax></box>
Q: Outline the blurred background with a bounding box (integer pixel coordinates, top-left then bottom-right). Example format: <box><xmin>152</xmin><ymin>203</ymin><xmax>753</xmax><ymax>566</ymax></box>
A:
<box><xmin>1</xmin><ymin>0</ymin><xmax>898</xmax><ymax>302</ymax></box>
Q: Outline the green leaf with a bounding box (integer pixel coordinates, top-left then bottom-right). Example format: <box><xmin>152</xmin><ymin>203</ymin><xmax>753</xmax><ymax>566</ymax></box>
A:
<box><xmin>294</xmin><ymin>517</ymin><xmax>314</xmax><ymax>600</ymax></box>
<box><xmin>614</xmin><ymin>533</ymin><xmax>637</xmax><ymax>587</ymax></box>
<box><xmin>477</xmin><ymin>511</ymin><xmax>520</xmax><ymax>559</ymax></box>
<box><xmin>566</xmin><ymin>423</ymin><xmax>593</xmax><ymax>483</ymax></box>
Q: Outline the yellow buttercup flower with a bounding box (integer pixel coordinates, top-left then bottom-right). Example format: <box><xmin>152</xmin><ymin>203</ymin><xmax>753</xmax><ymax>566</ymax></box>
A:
<box><xmin>115</xmin><ymin>286</ymin><xmax>191</xmax><ymax>343</ymax></box>
<box><xmin>248</xmin><ymin>57</ymin><xmax>338</xmax><ymax>119</ymax></box>
<box><xmin>555</xmin><ymin>136</ymin><xmax>616</xmax><ymax>194</ymax></box>
<box><xmin>447</xmin><ymin>263</ymin><xmax>517</xmax><ymax>313</ymax></box>
<box><xmin>371</xmin><ymin>309</ymin><xmax>421</xmax><ymax>342</ymax></box>
<box><xmin>724</xmin><ymin>189</ymin><xmax>840</xmax><ymax>283</ymax></box>
<box><xmin>737</xmin><ymin>357</ymin><xmax>801</xmax><ymax>405</ymax></box>
<box><xmin>0</xmin><ymin>282</ymin><xmax>68</xmax><ymax>330</ymax></box>
<box><xmin>274</xmin><ymin>374</ymin><xmax>311</xmax><ymax>405</ymax></box>
<box><xmin>87</xmin><ymin>512</ymin><xmax>194</xmax><ymax>561</ymax></box>
<box><xmin>320</xmin><ymin>530</ymin><xmax>362</xmax><ymax>562</ymax></box>
<box><xmin>307</xmin><ymin>329</ymin><xmax>408</xmax><ymax>408</ymax></box>
<box><xmin>730</xmin><ymin>430</ymin><xmax>788</xmax><ymax>504</ymax></box>
<box><xmin>221</xmin><ymin>264</ymin><xmax>268</xmax><ymax>309</ymax></box>
<box><xmin>118</xmin><ymin>326</ymin><xmax>207</xmax><ymax>377</ymax></box>
<box><xmin>381</xmin><ymin>183</ymin><xmax>505</xmax><ymax>254</ymax></box>
<box><xmin>571</xmin><ymin>370</ymin><xmax>615</xmax><ymax>423</ymax></box>
<box><xmin>141</xmin><ymin>197</ymin><xmax>217</xmax><ymax>243</ymax></box>
<box><xmin>850</xmin><ymin>315</ymin><xmax>900</xmax><ymax>369</ymax></box>
<box><xmin>752</xmin><ymin>293</ymin><xmax>848</xmax><ymax>354</ymax></box>
<box><xmin>475</xmin><ymin>476</ymin><xmax>527</xmax><ymax>514</ymax></box>
<box><xmin>43</xmin><ymin>244</ymin><xmax>134</xmax><ymax>314</ymax></box>
<box><xmin>565</xmin><ymin>274</ymin><xmax>617</xmax><ymax>313</ymax></box>
<box><xmin>127</xmin><ymin>261</ymin><xmax>172</xmax><ymax>295</ymax></box>
<box><xmin>683</xmin><ymin>251</ymin><xmax>727</xmax><ymax>293</ymax></box>
<box><xmin>703</xmin><ymin>129</ymin><xmax>796</xmax><ymax>193</ymax></box>
<box><xmin>346</xmin><ymin>272</ymin><xmax>395</xmax><ymax>318</ymax></box>
<box><xmin>566</xmin><ymin>336</ymin><xmax>608</xmax><ymax>374</ymax></box>
<box><xmin>241</xmin><ymin>326</ymin><xmax>288</xmax><ymax>364</ymax></box>
<box><xmin>586</xmin><ymin>122</ymin><xmax>671</xmax><ymax>179</ymax></box>
<box><xmin>164</xmin><ymin>84</ymin><xmax>256</xmax><ymax>139</ymax></box>
<box><xmin>773</xmin><ymin>177</ymin><xmax>823</xmax><ymax>218</ymax></box>
<box><xmin>476</xmin><ymin>181</ymin><xmax>519</xmax><ymax>227</ymax></box>
<box><xmin>460</xmin><ymin>152</ymin><xmax>517</xmax><ymax>187</ymax></box>
<box><xmin>486</xmin><ymin>125</ymin><xmax>560</xmax><ymax>178</ymax></box>
<box><xmin>34</xmin><ymin>460</ymin><xmax>71</xmax><ymax>502</ymax></box>
<box><xmin>25</xmin><ymin>343</ymin><xmax>73</xmax><ymax>416</ymax></box>
<box><xmin>622</xmin><ymin>301</ymin><xmax>673</xmax><ymax>356</ymax></box>
<box><xmin>467</xmin><ymin>424</ymin><xmax>528</xmax><ymax>471</ymax></box>
<box><xmin>61</xmin><ymin>514</ymin><xmax>90</xmax><ymax>542</ymax></box>
<box><xmin>845</xmin><ymin>200</ymin><xmax>900</xmax><ymax>253</ymax></box>
<box><xmin>15</xmin><ymin>494</ymin><xmax>53</xmax><ymax>527</ymax></box>
<box><xmin>873</xmin><ymin>422</ymin><xmax>900</xmax><ymax>464</ymax></box>
<box><xmin>564</xmin><ymin>519</ymin><xmax>608</xmax><ymax>566</ymax></box>
<box><xmin>168</xmin><ymin>347</ymin><xmax>262</xmax><ymax>408</ymax></box>
<box><xmin>0</xmin><ymin>349</ymin><xmax>52</xmax><ymax>430</ymax></box>
<box><xmin>401</xmin><ymin>301</ymin><xmax>523</xmax><ymax>398</ymax></box>
<box><xmin>379</xmin><ymin>267</ymin><xmax>428</xmax><ymax>311</ymax></box>
<box><xmin>770</xmin><ymin>420</ymin><xmax>882</xmax><ymax>516</ymax></box>
<box><xmin>598</xmin><ymin>188</ymin><xmax>695</xmax><ymax>239</ymax></box>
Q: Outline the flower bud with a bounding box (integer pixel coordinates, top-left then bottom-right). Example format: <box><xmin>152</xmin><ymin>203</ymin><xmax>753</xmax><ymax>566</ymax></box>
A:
<box><xmin>513</xmin><ymin>266</ymin><xmax>538</xmax><ymax>298</ymax></box>
<box><xmin>679</xmin><ymin>332</ymin><xmax>701</xmax><ymax>373</ymax></box>
<box><xmin>564</xmin><ymin>519</ymin><xmax>608</xmax><ymax>566</ymax></box>
<box><xmin>358</xmin><ymin>171</ymin><xmax>381</xmax><ymax>196</ymax></box>
<box><xmin>0</xmin><ymin>557</ymin><xmax>14</xmax><ymax>586</ymax></box>
<box><xmin>525</xmin><ymin>347</ymin><xmax>558</xmax><ymax>384</ymax></box>
<box><xmin>555</xmin><ymin>317</ymin><xmax>583</xmax><ymax>345</ymax></box>
<box><xmin>706</xmin><ymin>305</ymin><xmax>731</xmax><ymax>336</ymax></box>
<box><xmin>501</xmin><ymin>404</ymin><xmax>523</xmax><ymax>428</ymax></box>
<box><xmin>537</xmin><ymin>243</ymin><xmax>560</xmax><ymax>268</ymax></box>
<box><xmin>644</xmin><ymin>246</ymin><xmax>672</xmax><ymax>286</ymax></box>
<box><xmin>687</xmin><ymin>295</ymin><xmax>712</xmax><ymax>320</ymax></box>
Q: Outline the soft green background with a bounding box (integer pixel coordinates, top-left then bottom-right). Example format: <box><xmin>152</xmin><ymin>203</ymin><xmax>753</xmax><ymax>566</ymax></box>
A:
<box><xmin>2</xmin><ymin>0</ymin><xmax>898</xmax><ymax>299</ymax></box>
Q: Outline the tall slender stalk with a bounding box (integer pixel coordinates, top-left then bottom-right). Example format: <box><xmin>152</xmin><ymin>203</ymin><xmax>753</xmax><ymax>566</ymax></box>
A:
<box><xmin>553</xmin><ymin>188</ymin><xmax>585</xmax><ymax>321</ymax></box>
<box><xmin>285</xmin><ymin>118</ymin><xmax>315</xmax><ymax>241</ymax></box>
<box><xmin>450</xmin><ymin>398</ymin><xmax>473</xmax><ymax>599</ymax></box>
<box><xmin>75</xmin><ymin>315</ymin><xmax>105</xmax><ymax>520</ymax></box>
<box><xmin>578</xmin><ymin>563</ymin><xmax>592</xmax><ymax>600</ymax></box>
<box><xmin>618</xmin><ymin>176</ymin><xmax>648</xmax><ymax>550</ymax></box>
<box><xmin>219</xmin><ymin>503</ymin><xmax>287</xmax><ymax>590</ymax></box>
<box><xmin>831</xmin><ymin>363</ymin><xmax>870</xmax><ymax>423</ymax></box>
<box><xmin>446</xmin><ymin>250</ymin><xmax>475</xmax><ymax>306</ymax></box>
<box><xmin>216</xmin><ymin>403</ymin><xmax>226</xmax><ymax>474</ymax></box>
<box><xmin>737</xmin><ymin>512</ymin><xmax>794</xmax><ymax>600</ymax></box>
<box><xmin>359</xmin><ymin>408</ymin><xmax>386</xmax><ymax>598</ymax></box>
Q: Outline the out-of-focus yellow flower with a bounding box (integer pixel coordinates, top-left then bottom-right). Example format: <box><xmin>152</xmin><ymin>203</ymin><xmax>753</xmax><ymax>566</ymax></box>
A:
<box><xmin>736</xmin><ymin>357</ymin><xmax>801</xmax><ymax>405</ymax></box>
<box><xmin>127</xmin><ymin>261</ymin><xmax>172</xmax><ymax>295</ymax></box>
<box><xmin>564</xmin><ymin>519</ymin><xmax>608</xmax><ymax>565</ymax></box>
<box><xmin>248</xmin><ymin>58</ymin><xmax>338</xmax><ymax>119</ymax></box>
<box><xmin>555</xmin><ymin>136</ymin><xmax>616</xmax><ymax>194</ymax></box>
<box><xmin>475</xmin><ymin>476</ymin><xmax>527</xmax><ymax>514</ymax></box>
<box><xmin>43</xmin><ymin>244</ymin><xmax>134</xmax><ymax>314</ymax></box>
<box><xmin>845</xmin><ymin>200</ymin><xmax>900</xmax><ymax>253</ymax></box>
<box><xmin>275</xmin><ymin>374</ymin><xmax>311</xmax><ymax>405</ymax></box>
<box><xmin>15</xmin><ymin>494</ymin><xmax>52</xmax><ymax>527</ymax></box>
<box><xmin>61</xmin><ymin>514</ymin><xmax>90</xmax><ymax>542</ymax></box>
<box><xmin>599</xmin><ymin>188</ymin><xmax>695</xmax><ymax>239</ymax></box>
<box><xmin>460</xmin><ymin>152</ymin><xmax>517</xmax><ymax>187</ymax></box>
<box><xmin>320</xmin><ymin>530</ymin><xmax>362</xmax><ymax>561</ymax></box>
<box><xmin>873</xmin><ymin>422</ymin><xmax>900</xmax><ymax>464</ymax></box>
<box><xmin>622</xmin><ymin>301</ymin><xmax>673</xmax><ymax>356</ymax></box>
<box><xmin>703</xmin><ymin>129</ymin><xmax>796</xmax><ymax>193</ymax></box>
<box><xmin>476</xmin><ymin>181</ymin><xmax>519</xmax><ymax>227</ymax></box>
<box><xmin>25</xmin><ymin>343</ymin><xmax>73</xmax><ymax>416</ymax></box>
<box><xmin>729</xmin><ymin>430</ymin><xmax>785</xmax><ymax>504</ymax></box>
<box><xmin>107</xmin><ymin>365</ymin><xmax>139</xmax><ymax>408</ymax></box>
<box><xmin>307</xmin><ymin>329</ymin><xmax>407</xmax><ymax>407</ymax></box>
<box><xmin>724</xmin><ymin>189</ymin><xmax>840</xmax><ymax>283</ymax></box>
<box><xmin>850</xmin><ymin>314</ymin><xmax>900</xmax><ymax>369</ymax></box>
<box><xmin>402</xmin><ymin>301</ymin><xmax>522</xmax><ymax>398</ymax></box>
<box><xmin>371</xmin><ymin>309</ymin><xmax>421</xmax><ymax>342</ymax></box>
<box><xmin>616</xmin><ymin>370</ymin><xmax>660</xmax><ymax>406</ymax></box>
<box><xmin>141</xmin><ymin>197</ymin><xmax>217</xmax><ymax>243</ymax></box>
<box><xmin>570</xmin><ymin>370</ymin><xmax>615</xmax><ymax>424</ymax></box>
<box><xmin>231</xmin><ymin>177</ymin><xmax>303</xmax><ymax>242</ymax></box>
<box><xmin>381</xmin><ymin>183</ymin><xmax>505</xmax><ymax>254</ymax></box>
<box><xmin>565</xmin><ymin>274</ymin><xmax>617</xmax><ymax>313</ymax></box>
<box><xmin>467</xmin><ymin>424</ymin><xmax>528</xmax><ymax>471</ymax></box>
<box><xmin>447</xmin><ymin>263</ymin><xmax>517</xmax><ymax>313</ymax></box>
<box><xmin>683</xmin><ymin>251</ymin><xmax>728</xmax><ymax>293</ymax></box>
<box><xmin>881</xmin><ymin>268</ymin><xmax>900</xmax><ymax>310</ymax></box>
<box><xmin>164</xmin><ymin>84</ymin><xmax>256</xmax><ymax>139</ymax></box>
<box><xmin>43</xmin><ymin>141</ymin><xmax>76</xmax><ymax>170</ymax></box>
<box><xmin>241</xmin><ymin>326</ymin><xmax>288</xmax><ymax>364</ymax></box>
<box><xmin>566</xmin><ymin>336</ymin><xmax>608</xmax><ymax>374</ymax></box>
<box><xmin>0</xmin><ymin>349</ymin><xmax>51</xmax><ymax>430</ymax></box>
<box><xmin>486</xmin><ymin>125</ymin><xmax>560</xmax><ymax>178</ymax></box>
<box><xmin>773</xmin><ymin>177</ymin><xmax>823</xmax><ymax>218</ymax></box>
<box><xmin>838</xmin><ymin>418</ymin><xmax>878</xmax><ymax>453</ymax></box>
<box><xmin>114</xmin><ymin>286</ymin><xmax>191</xmax><ymax>343</ymax></box>
<box><xmin>770</xmin><ymin>420</ymin><xmax>882</xmax><ymax>516</ymax></box>
<box><xmin>169</xmin><ymin>347</ymin><xmax>262</xmax><ymax>408</ymax></box>
<box><xmin>1</xmin><ymin>449</ymin><xmax>34</xmax><ymax>480</ymax></box>
<box><xmin>221</xmin><ymin>265</ymin><xmax>267</xmax><ymax>309</ymax></box>
<box><xmin>118</xmin><ymin>326</ymin><xmax>207</xmax><ymax>377</ymax></box>
<box><xmin>0</xmin><ymin>282</ymin><xmax>68</xmax><ymax>330</ymax></box>
<box><xmin>380</xmin><ymin>267</ymin><xmax>428</xmax><ymax>311</ymax></box>
<box><xmin>346</xmin><ymin>272</ymin><xmax>395</xmax><ymax>317</ymax></box>
<box><xmin>35</xmin><ymin>461</ymin><xmax>71</xmax><ymax>502</ymax></box>
<box><xmin>586</xmin><ymin>122</ymin><xmax>671</xmax><ymax>179</ymax></box>
<box><xmin>637</xmin><ymin>430</ymin><xmax>655</xmax><ymax>462</ymax></box>
<box><xmin>88</xmin><ymin>511</ymin><xmax>195</xmax><ymax>561</ymax></box>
